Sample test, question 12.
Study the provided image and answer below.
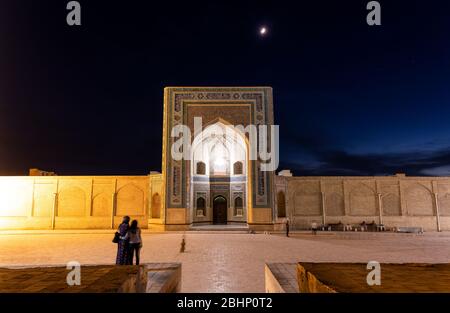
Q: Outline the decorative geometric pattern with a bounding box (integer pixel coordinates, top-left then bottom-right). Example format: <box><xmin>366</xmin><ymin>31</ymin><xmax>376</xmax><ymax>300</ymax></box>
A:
<box><xmin>163</xmin><ymin>87</ymin><xmax>275</xmax><ymax>219</ymax></box>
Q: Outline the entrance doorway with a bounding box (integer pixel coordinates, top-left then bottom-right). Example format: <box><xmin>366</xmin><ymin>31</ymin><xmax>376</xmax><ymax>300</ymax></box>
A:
<box><xmin>213</xmin><ymin>196</ymin><xmax>227</xmax><ymax>224</ymax></box>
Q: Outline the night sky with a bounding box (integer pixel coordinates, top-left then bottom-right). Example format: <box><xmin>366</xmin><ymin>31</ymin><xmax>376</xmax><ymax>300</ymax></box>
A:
<box><xmin>1</xmin><ymin>0</ymin><xmax>449</xmax><ymax>176</ymax></box>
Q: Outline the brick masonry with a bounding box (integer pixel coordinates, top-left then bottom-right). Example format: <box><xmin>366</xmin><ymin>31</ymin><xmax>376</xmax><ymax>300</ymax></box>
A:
<box><xmin>297</xmin><ymin>262</ymin><xmax>450</xmax><ymax>293</ymax></box>
<box><xmin>0</xmin><ymin>263</ymin><xmax>181</xmax><ymax>293</ymax></box>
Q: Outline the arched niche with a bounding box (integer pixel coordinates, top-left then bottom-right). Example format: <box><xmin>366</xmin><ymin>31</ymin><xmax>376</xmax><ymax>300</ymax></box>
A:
<box><xmin>405</xmin><ymin>183</ymin><xmax>434</xmax><ymax>216</ymax></box>
<box><xmin>277</xmin><ymin>191</ymin><xmax>286</xmax><ymax>218</ymax></box>
<box><xmin>349</xmin><ymin>184</ymin><xmax>377</xmax><ymax>216</ymax></box>
<box><xmin>151</xmin><ymin>193</ymin><xmax>162</xmax><ymax>218</ymax></box>
<box><xmin>196</xmin><ymin>197</ymin><xmax>206</xmax><ymax>217</ymax></box>
<box><xmin>116</xmin><ymin>184</ymin><xmax>145</xmax><ymax>216</ymax></box>
<box><xmin>58</xmin><ymin>186</ymin><xmax>86</xmax><ymax>217</ymax></box>
<box><xmin>92</xmin><ymin>193</ymin><xmax>110</xmax><ymax>217</ymax></box>
<box><xmin>191</xmin><ymin>121</ymin><xmax>247</xmax><ymax>178</ymax></box>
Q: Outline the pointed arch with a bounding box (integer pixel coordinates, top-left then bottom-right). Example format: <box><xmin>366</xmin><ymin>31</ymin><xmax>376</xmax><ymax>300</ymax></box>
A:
<box><xmin>116</xmin><ymin>183</ymin><xmax>144</xmax><ymax>216</ymax></box>
<box><xmin>234</xmin><ymin>161</ymin><xmax>243</xmax><ymax>175</ymax></box>
<box><xmin>196</xmin><ymin>161</ymin><xmax>206</xmax><ymax>175</ymax></box>
<box><xmin>234</xmin><ymin>196</ymin><xmax>243</xmax><ymax>216</ymax></box>
<box><xmin>92</xmin><ymin>193</ymin><xmax>110</xmax><ymax>217</ymax></box>
<box><xmin>349</xmin><ymin>183</ymin><xmax>377</xmax><ymax>216</ymax></box>
<box><xmin>277</xmin><ymin>191</ymin><xmax>286</xmax><ymax>218</ymax></box>
<box><xmin>151</xmin><ymin>193</ymin><xmax>161</xmax><ymax>218</ymax></box>
<box><xmin>382</xmin><ymin>193</ymin><xmax>401</xmax><ymax>216</ymax></box>
<box><xmin>405</xmin><ymin>183</ymin><xmax>434</xmax><ymax>216</ymax></box>
<box><xmin>196</xmin><ymin>196</ymin><xmax>206</xmax><ymax>216</ymax></box>
<box><xmin>58</xmin><ymin>186</ymin><xmax>86</xmax><ymax>217</ymax></box>
<box><xmin>325</xmin><ymin>192</ymin><xmax>345</xmax><ymax>216</ymax></box>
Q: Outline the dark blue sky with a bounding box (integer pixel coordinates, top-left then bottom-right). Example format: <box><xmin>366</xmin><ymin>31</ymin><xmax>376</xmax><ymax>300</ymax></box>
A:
<box><xmin>0</xmin><ymin>0</ymin><xmax>449</xmax><ymax>176</ymax></box>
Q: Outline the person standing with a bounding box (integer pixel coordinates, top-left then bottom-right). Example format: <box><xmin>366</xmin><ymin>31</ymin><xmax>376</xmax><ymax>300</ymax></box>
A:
<box><xmin>116</xmin><ymin>216</ymin><xmax>130</xmax><ymax>265</ymax></box>
<box><xmin>311</xmin><ymin>222</ymin><xmax>318</xmax><ymax>235</ymax></box>
<box><xmin>286</xmin><ymin>219</ymin><xmax>290</xmax><ymax>237</ymax></box>
<box><xmin>124</xmin><ymin>220</ymin><xmax>143</xmax><ymax>265</ymax></box>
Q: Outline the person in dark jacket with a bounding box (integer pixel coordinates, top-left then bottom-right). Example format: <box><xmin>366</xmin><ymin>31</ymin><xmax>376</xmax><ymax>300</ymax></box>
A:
<box><xmin>116</xmin><ymin>216</ymin><xmax>130</xmax><ymax>265</ymax></box>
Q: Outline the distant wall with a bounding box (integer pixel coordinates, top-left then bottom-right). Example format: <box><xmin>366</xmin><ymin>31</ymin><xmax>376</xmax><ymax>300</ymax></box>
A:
<box><xmin>2</xmin><ymin>173</ymin><xmax>450</xmax><ymax>231</ymax></box>
<box><xmin>275</xmin><ymin>175</ymin><xmax>450</xmax><ymax>232</ymax></box>
<box><xmin>0</xmin><ymin>174</ymin><xmax>164</xmax><ymax>230</ymax></box>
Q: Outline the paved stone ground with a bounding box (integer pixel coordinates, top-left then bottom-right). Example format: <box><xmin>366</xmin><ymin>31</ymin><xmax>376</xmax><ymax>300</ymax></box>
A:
<box><xmin>1</xmin><ymin>232</ymin><xmax>449</xmax><ymax>292</ymax></box>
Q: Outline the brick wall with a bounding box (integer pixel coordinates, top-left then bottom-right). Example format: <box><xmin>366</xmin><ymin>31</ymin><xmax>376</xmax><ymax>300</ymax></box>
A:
<box><xmin>276</xmin><ymin>174</ymin><xmax>450</xmax><ymax>231</ymax></box>
<box><xmin>0</xmin><ymin>174</ymin><xmax>163</xmax><ymax>230</ymax></box>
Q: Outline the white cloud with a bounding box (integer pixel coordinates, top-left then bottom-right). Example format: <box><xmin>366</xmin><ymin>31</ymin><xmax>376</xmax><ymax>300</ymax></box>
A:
<box><xmin>421</xmin><ymin>165</ymin><xmax>450</xmax><ymax>176</ymax></box>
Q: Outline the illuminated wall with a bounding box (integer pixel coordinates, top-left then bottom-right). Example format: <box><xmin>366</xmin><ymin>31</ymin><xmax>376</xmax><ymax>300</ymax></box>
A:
<box><xmin>0</xmin><ymin>174</ymin><xmax>164</xmax><ymax>230</ymax></box>
<box><xmin>273</xmin><ymin>174</ymin><xmax>450</xmax><ymax>231</ymax></box>
<box><xmin>1</xmin><ymin>173</ymin><xmax>450</xmax><ymax>231</ymax></box>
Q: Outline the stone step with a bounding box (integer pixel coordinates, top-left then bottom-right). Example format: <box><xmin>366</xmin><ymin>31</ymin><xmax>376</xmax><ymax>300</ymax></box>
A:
<box><xmin>190</xmin><ymin>225</ymin><xmax>250</xmax><ymax>232</ymax></box>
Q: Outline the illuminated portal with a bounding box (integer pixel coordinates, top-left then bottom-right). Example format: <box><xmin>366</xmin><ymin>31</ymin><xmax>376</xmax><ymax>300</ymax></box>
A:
<box><xmin>191</xmin><ymin>121</ymin><xmax>248</xmax><ymax>225</ymax></box>
<box><xmin>162</xmin><ymin>87</ymin><xmax>276</xmax><ymax>230</ymax></box>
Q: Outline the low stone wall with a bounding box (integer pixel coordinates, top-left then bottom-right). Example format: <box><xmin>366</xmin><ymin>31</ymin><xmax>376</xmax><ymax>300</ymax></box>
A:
<box><xmin>265</xmin><ymin>263</ymin><xmax>298</xmax><ymax>293</ymax></box>
<box><xmin>0</xmin><ymin>263</ymin><xmax>181</xmax><ymax>293</ymax></box>
<box><xmin>297</xmin><ymin>262</ymin><xmax>450</xmax><ymax>293</ymax></box>
<box><xmin>266</xmin><ymin>262</ymin><xmax>450</xmax><ymax>293</ymax></box>
<box><xmin>296</xmin><ymin>263</ymin><xmax>336</xmax><ymax>293</ymax></box>
<box><xmin>146</xmin><ymin>263</ymin><xmax>182</xmax><ymax>293</ymax></box>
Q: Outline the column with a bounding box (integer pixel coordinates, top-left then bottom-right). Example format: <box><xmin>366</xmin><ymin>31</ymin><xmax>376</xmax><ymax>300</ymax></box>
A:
<box><xmin>111</xmin><ymin>193</ymin><xmax>116</xmax><ymax>229</ymax></box>
<box><xmin>52</xmin><ymin>193</ymin><xmax>57</xmax><ymax>230</ymax></box>
<box><xmin>321</xmin><ymin>192</ymin><xmax>326</xmax><ymax>226</ymax></box>
<box><xmin>29</xmin><ymin>180</ymin><xmax>35</xmax><ymax>218</ymax></box>
<box><xmin>433</xmin><ymin>192</ymin><xmax>441</xmax><ymax>232</ymax></box>
<box><xmin>377</xmin><ymin>193</ymin><xmax>383</xmax><ymax>225</ymax></box>
<box><xmin>111</xmin><ymin>179</ymin><xmax>117</xmax><ymax>229</ymax></box>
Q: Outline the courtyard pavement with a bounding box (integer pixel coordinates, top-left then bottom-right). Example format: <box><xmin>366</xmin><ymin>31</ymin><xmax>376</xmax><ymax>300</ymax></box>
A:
<box><xmin>0</xmin><ymin>232</ymin><xmax>449</xmax><ymax>292</ymax></box>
